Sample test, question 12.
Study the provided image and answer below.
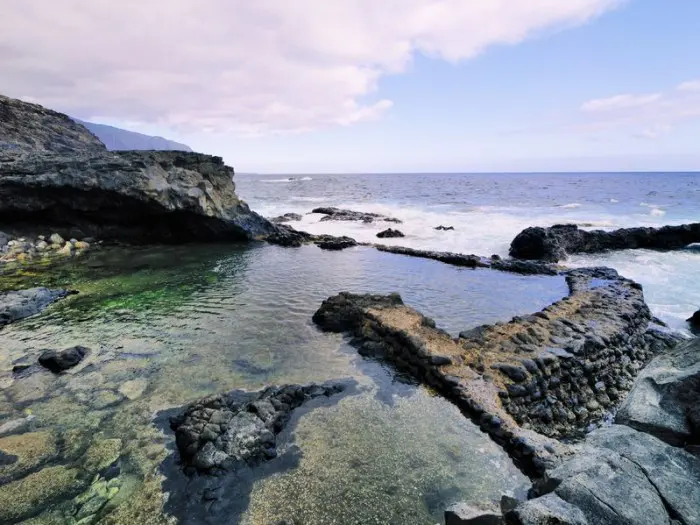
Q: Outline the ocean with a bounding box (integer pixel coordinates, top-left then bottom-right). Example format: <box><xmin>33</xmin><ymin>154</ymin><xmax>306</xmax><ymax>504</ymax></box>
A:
<box><xmin>238</xmin><ymin>171</ymin><xmax>700</xmax><ymax>333</ymax></box>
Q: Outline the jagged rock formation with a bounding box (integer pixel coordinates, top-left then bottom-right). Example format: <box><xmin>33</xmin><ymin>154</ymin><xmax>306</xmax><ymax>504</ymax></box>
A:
<box><xmin>75</xmin><ymin>119</ymin><xmax>192</xmax><ymax>152</ymax></box>
<box><xmin>0</xmin><ymin>95</ymin><xmax>105</xmax><ymax>154</ymax></box>
<box><xmin>510</xmin><ymin>223</ymin><xmax>700</xmax><ymax>262</ymax></box>
<box><xmin>0</xmin><ymin>94</ymin><xmax>277</xmax><ymax>243</ymax></box>
<box><xmin>311</xmin><ymin>207</ymin><xmax>402</xmax><ymax>224</ymax></box>
<box><xmin>0</xmin><ymin>288</ymin><xmax>75</xmax><ymax>327</ymax></box>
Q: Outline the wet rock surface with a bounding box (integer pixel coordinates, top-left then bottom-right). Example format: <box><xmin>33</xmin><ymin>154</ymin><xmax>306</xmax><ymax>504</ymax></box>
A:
<box><xmin>311</xmin><ymin>206</ymin><xmax>402</xmax><ymax>224</ymax></box>
<box><xmin>376</xmin><ymin>228</ymin><xmax>405</xmax><ymax>238</ymax></box>
<box><xmin>38</xmin><ymin>345</ymin><xmax>89</xmax><ymax>373</ymax></box>
<box><xmin>270</xmin><ymin>213</ymin><xmax>303</xmax><ymax>224</ymax></box>
<box><xmin>315</xmin><ymin>236</ymin><xmax>358</xmax><ymax>251</ymax></box>
<box><xmin>510</xmin><ymin>223</ymin><xmax>700</xmax><ymax>262</ymax></box>
<box><xmin>161</xmin><ymin>380</ymin><xmax>354</xmax><ymax>523</ymax></box>
<box><xmin>0</xmin><ymin>288</ymin><xmax>75</xmax><ymax>327</ymax></box>
<box><xmin>616</xmin><ymin>336</ymin><xmax>700</xmax><ymax>448</ymax></box>
<box><xmin>374</xmin><ymin>244</ymin><xmax>559</xmax><ymax>276</ymax></box>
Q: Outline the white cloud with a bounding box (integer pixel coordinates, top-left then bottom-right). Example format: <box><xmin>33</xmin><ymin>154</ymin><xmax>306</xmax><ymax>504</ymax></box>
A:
<box><xmin>677</xmin><ymin>79</ymin><xmax>700</xmax><ymax>92</ymax></box>
<box><xmin>581</xmin><ymin>93</ymin><xmax>662</xmax><ymax>112</ymax></box>
<box><xmin>0</xmin><ymin>0</ymin><xmax>621</xmax><ymax>135</ymax></box>
<box><xmin>574</xmin><ymin>79</ymin><xmax>700</xmax><ymax>136</ymax></box>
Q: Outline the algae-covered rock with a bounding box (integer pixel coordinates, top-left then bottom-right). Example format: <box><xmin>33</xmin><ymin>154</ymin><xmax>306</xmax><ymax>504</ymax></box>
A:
<box><xmin>0</xmin><ymin>430</ymin><xmax>57</xmax><ymax>482</ymax></box>
<box><xmin>0</xmin><ymin>465</ymin><xmax>84</xmax><ymax>523</ymax></box>
<box><xmin>82</xmin><ymin>438</ymin><xmax>122</xmax><ymax>474</ymax></box>
<box><xmin>117</xmin><ymin>379</ymin><xmax>148</xmax><ymax>401</ymax></box>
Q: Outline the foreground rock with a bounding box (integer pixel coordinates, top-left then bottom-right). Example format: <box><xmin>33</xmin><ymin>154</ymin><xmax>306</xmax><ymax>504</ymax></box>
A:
<box><xmin>616</xmin><ymin>336</ymin><xmax>699</xmax><ymax>448</ymax></box>
<box><xmin>0</xmin><ymin>288</ymin><xmax>75</xmax><ymax>327</ymax></box>
<box><xmin>162</xmin><ymin>380</ymin><xmax>353</xmax><ymax>522</ymax></box>
<box><xmin>311</xmin><ymin>207</ymin><xmax>402</xmax><ymax>224</ymax></box>
<box><xmin>375</xmin><ymin>245</ymin><xmax>559</xmax><ymax>276</ymax></box>
<box><xmin>377</xmin><ymin>228</ymin><xmax>405</xmax><ymax>238</ymax></box>
<box><xmin>38</xmin><ymin>346</ymin><xmax>89</xmax><ymax>373</ymax></box>
<box><xmin>510</xmin><ymin>223</ymin><xmax>700</xmax><ymax>262</ymax></box>
<box><xmin>313</xmin><ymin>269</ymin><xmax>677</xmax><ymax>474</ymax></box>
<box><xmin>510</xmin><ymin>425</ymin><xmax>700</xmax><ymax>525</ymax></box>
<box><xmin>0</xmin><ymin>94</ymin><xmax>277</xmax><ymax>243</ymax></box>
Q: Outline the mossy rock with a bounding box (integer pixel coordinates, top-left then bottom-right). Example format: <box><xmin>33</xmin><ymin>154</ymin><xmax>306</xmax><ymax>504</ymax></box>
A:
<box><xmin>82</xmin><ymin>438</ymin><xmax>122</xmax><ymax>474</ymax></box>
<box><xmin>0</xmin><ymin>466</ymin><xmax>85</xmax><ymax>523</ymax></box>
<box><xmin>0</xmin><ymin>431</ymin><xmax>57</xmax><ymax>482</ymax></box>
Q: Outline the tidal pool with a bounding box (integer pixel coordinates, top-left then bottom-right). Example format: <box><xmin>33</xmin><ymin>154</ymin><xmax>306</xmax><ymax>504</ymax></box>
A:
<box><xmin>0</xmin><ymin>244</ymin><xmax>568</xmax><ymax>524</ymax></box>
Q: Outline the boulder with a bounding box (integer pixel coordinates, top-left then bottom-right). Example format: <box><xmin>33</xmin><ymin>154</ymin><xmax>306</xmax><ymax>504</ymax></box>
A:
<box><xmin>38</xmin><ymin>345</ymin><xmax>89</xmax><ymax>373</ymax></box>
<box><xmin>510</xmin><ymin>223</ymin><xmax>700</xmax><ymax>262</ymax></box>
<box><xmin>507</xmin><ymin>493</ymin><xmax>588</xmax><ymax>525</ymax></box>
<box><xmin>315</xmin><ymin>236</ymin><xmax>357</xmax><ymax>251</ymax></box>
<box><xmin>0</xmin><ymin>95</ymin><xmax>278</xmax><ymax>243</ymax></box>
<box><xmin>376</xmin><ymin>228</ymin><xmax>405</xmax><ymax>238</ymax></box>
<box><xmin>0</xmin><ymin>288</ymin><xmax>75</xmax><ymax>327</ymax></box>
<box><xmin>688</xmin><ymin>310</ymin><xmax>700</xmax><ymax>334</ymax></box>
<box><xmin>270</xmin><ymin>213</ymin><xmax>302</xmax><ymax>223</ymax></box>
<box><xmin>616</xmin><ymin>337</ymin><xmax>700</xmax><ymax>446</ymax></box>
<box><xmin>445</xmin><ymin>503</ymin><xmax>502</xmax><ymax>525</ymax></box>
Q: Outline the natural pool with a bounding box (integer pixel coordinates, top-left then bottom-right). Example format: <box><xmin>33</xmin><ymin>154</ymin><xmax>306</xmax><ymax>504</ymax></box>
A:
<box><xmin>0</xmin><ymin>244</ymin><xmax>568</xmax><ymax>524</ymax></box>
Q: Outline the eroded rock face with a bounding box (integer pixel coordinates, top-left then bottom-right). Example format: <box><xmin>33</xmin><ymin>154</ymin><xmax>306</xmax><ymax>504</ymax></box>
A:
<box><xmin>170</xmin><ymin>381</ymin><xmax>351</xmax><ymax>474</ymax></box>
<box><xmin>311</xmin><ymin>207</ymin><xmax>402</xmax><ymax>224</ymax></box>
<box><xmin>510</xmin><ymin>223</ymin><xmax>700</xmax><ymax>262</ymax></box>
<box><xmin>0</xmin><ymin>150</ymin><xmax>277</xmax><ymax>242</ymax></box>
<box><xmin>0</xmin><ymin>94</ymin><xmax>105</xmax><ymax>154</ymax></box>
<box><xmin>0</xmin><ymin>94</ymin><xmax>278</xmax><ymax>243</ymax></box>
<box><xmin>0</xmin><ymin>288</ymin><xmax>75</xmax><ymax>327</ymax></box>
<box><xmin>616</xmin><ymin>337</ymin><xmax>700</xmax><ymax>447</ymax></box>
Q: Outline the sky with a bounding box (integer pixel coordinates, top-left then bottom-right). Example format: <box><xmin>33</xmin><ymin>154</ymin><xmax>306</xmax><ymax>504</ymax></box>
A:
<box><xmin>1</xmin><ymin>0</ymin><xmax>699</xmax><ymax>173</ymax></box>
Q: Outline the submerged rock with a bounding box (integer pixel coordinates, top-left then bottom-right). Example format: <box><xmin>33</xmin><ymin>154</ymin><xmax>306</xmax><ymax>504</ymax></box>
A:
<box><xmin>0</xmin><ymin>288</ymin><xmax>75</xmax><ymax>327</ymax></box>
<box><xmin>170</xmin><ymin>380</ymin><xmax>351</xmax><ymax>474</ymax></box>
<box><xmin>510</xmin><ymin>223</ymin><xmax>700</xmax><ymax>262</ymax></box>
<box><xmin>445</xmin><ymin>503</ymin><xmax>502</xmax><ymax>525</ymax></box>
<box><xmin>38</xmin><ymin>345</ymin><xmax>89</xmax><ymax>373</ymax></box>
<box><xmin>376</xmin><ymin>228</ymin><xmax>405</xmax><ymax>238</ymax></box>
<box><xmin>311</xmin><ymin>207</ymin><xmax>402</xmax><ymax>224</ymax></box>
<box><xmin>616</xmin><ymin>337</ymin><xmax>700</xmax><ymax>447</ymax></box>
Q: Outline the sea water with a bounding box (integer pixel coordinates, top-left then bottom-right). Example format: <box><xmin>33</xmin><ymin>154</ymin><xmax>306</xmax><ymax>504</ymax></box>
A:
<box><xmin>239</xmin><ymin>171</ymin><xmax>700</xmax><ymax>332</ymax></box>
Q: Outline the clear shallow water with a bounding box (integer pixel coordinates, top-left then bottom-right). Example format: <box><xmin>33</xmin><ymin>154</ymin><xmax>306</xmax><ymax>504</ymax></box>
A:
<box><xmin>0</xmin><ymin>244</ymin><xmax>567</xmax><ymax>524</ymax></box>
<box><xmin>238</xmin><ymin>172</ymin><xmax>700</xmax><ymax>331</ymax></box>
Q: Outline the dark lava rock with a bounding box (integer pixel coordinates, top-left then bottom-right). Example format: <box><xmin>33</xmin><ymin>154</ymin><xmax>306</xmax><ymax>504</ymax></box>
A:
<box><xmin>170</xmin><ymin>381</ymin><xmax>351</xmax><ymax>474</ymax></box>
<box><xmin>616</xmin><ymin>337</ymin><xmax>700</xmax><ymax>447</ymax></box>
<box><xmin>510</xmin><ymin>223</ymin><xmax>700</xmax><ymax>262</ymax></box>
<box><xmin>376</xmin><ymin>228</ymin><xmax>405</xmax><ymax>239</ymax></box>
<box><xmin>313</xmin><ymin>291</ymin><xmax>404</xmax><ymax>333</ymax></box>
<box><xmin>161</xmin><ymin>380</ymin><xmax>354</xmax><ymax>524</ymax></box>
<box><xmin>688</xmin><ymin>309</ymin><xmax>700</xmax><ymax>334</ymax></box>
<box><xmin>311</xmin><ymin>206</ymin><xmax>402</xmax><ymax>224</ymax></box>
<box><xmin>315</xmin><ymin>236</ymin><xmax>357</xmax><ymax>251</ymax></box>
<box><xmin>38</xmin><ymin>346</ymin><xmax>89</xmax><ymax>373</ymax></box>
<box><xmin>266</xmin><ymin>225</ymin><xmax>312</xmax><ymax>248</ymax></box>
<box><xmin>0</xmin><ymin>288</ymin><xmax>75</xmax><ymax>327</ymax></box>
<box><xmin>435</xmin><ymin>225</ymin><xmax>455</xmax><ymax>231</ymax></box>
<box><xmin>0</xmin><ymin>95</ymin><xmax>277</xmax><ymax>243</ymax></box>
<box><xmin>270</xmin><ymin>213</ymin><xmax>303</xmax><ymax>224</ymax></box>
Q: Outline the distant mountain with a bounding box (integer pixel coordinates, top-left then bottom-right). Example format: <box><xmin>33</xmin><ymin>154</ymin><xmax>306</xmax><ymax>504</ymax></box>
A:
<box><xmin>75</xmin><ymin>119</ymin><xmax>192</xmax><ymax>152</ymax></box>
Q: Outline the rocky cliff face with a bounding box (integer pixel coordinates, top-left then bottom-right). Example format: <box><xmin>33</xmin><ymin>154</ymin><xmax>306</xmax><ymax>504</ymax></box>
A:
<box><xmin>0</xmin><ymin>95</ymin><xmax>276</xmax><ymax>242</ymax></box>
<box><xmin>0</xmin><ymin>95</ymin><xmax>105</xmax><ymax>154</ymax></box>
